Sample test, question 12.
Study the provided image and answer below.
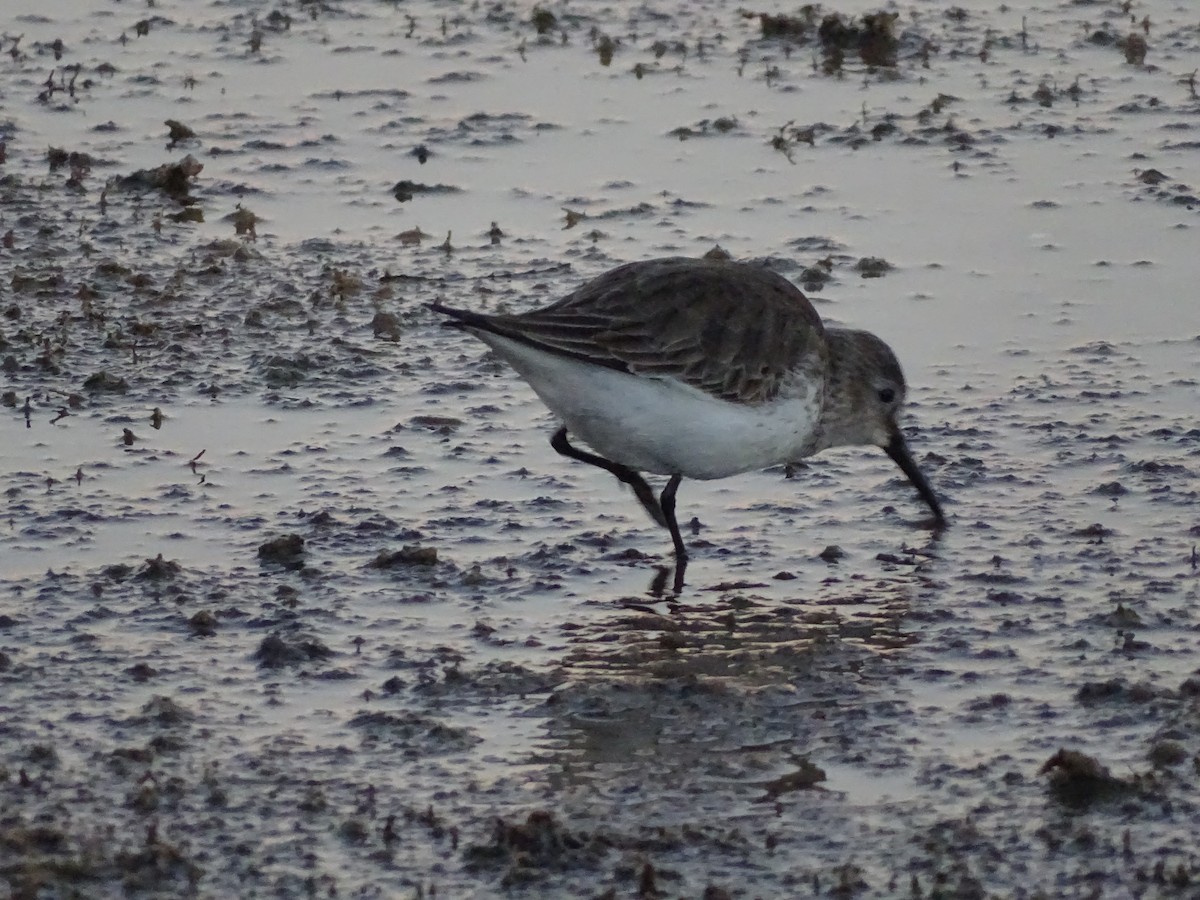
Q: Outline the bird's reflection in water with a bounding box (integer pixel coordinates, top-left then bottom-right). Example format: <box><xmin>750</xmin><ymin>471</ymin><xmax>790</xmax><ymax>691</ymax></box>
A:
<box><xmin>542</xmin><ymin>581</ymin><xmax>923</xmax><ymax>791</ymax></box>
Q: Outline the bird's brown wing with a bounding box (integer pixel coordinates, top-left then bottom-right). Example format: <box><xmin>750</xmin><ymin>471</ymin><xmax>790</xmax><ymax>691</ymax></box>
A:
<box><xmin>461</xmin><ymin>257</ymin><xmax>827</xmax><ymax>404</ymax></box>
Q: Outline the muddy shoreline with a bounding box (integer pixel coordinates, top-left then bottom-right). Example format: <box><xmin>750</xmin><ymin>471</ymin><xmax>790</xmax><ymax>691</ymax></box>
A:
<box><xmin>3</xmin><ymin>0</ymin><xmax>1200</xmax><ymax>897</ymax></box>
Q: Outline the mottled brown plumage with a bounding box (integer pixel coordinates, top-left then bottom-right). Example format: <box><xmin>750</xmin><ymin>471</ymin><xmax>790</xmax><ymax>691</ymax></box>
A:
<box><xmin>444</xmin><ymin>257</ymin><xmax>827</xmax><ymax>405</ymax></box>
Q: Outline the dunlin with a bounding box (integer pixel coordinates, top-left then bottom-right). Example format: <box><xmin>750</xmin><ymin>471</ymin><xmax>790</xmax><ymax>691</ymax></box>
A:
<box><xmin>432</xmin><ymin>256</ymin><xmax>945</xmax><ymax>581</ymax></box>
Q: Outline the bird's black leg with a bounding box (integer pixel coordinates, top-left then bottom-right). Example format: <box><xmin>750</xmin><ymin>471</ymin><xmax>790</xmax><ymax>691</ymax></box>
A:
<box><xmin>660</xmin><ymin>474</ymin><xmax>687</xmax><ymax>592</ymax></box>
<box><xmin>549</xmin><ymin>428</ymin><xmax>666</xmax><ymax>527</ymax></box>
<box><xmin>659</xmin><ymin>474</ymin><xmax>687</xmax><ymax>563</ymax></box>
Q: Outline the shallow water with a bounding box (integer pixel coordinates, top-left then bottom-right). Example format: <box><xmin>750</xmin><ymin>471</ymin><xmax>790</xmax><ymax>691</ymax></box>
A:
<box><xmin>2</xmin><ymin>0</ymin><xmax>1199</xmax><ymax>897</ymax></box>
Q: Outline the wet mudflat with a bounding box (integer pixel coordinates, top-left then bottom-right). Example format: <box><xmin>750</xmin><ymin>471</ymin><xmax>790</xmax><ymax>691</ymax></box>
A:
<box><xmin>2</xmin><ymin>0</ymin><xmax>1199</xmax><ymax>897</ymax></box>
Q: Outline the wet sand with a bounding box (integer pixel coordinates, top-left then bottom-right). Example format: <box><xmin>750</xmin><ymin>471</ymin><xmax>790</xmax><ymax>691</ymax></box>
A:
<box><xmin>2</xmin><ymin>0</ymin><xmax>1199</xmax><ymax>897</ymax></box>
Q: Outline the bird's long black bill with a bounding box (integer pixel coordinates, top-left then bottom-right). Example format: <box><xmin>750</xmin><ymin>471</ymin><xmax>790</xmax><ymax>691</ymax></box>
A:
<box><xmin>884</xmin><ymin>432</ymin><xmax>946</xmax><ymax>529</ymax></box>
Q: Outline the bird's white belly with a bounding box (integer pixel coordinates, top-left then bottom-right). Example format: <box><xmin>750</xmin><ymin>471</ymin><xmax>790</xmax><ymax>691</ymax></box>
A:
<box><xmin>477</xmin><ymin>333</ymin><xmax>823</xmax><ymax>479</ymax></box>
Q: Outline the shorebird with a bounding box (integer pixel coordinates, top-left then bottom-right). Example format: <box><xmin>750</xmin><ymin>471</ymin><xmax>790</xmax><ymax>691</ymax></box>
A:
<box><xmin>431</xmin><ymin>256</ymin><xmax>945</xmax><ymax>582</ymax></box>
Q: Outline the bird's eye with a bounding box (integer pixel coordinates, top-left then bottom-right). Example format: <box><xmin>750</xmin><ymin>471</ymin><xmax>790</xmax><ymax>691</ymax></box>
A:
<box><xmin>877</xmin><ymin>387</ymin><xmax>896</xmax><ymax>404</ymax></box>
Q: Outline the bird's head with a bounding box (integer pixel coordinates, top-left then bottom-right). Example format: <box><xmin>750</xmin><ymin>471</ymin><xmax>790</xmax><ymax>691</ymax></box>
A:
<box><xmin>821</xmin><ymin>329</ymin><xmax>946</xmax><ymax>528</ymax></box>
